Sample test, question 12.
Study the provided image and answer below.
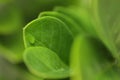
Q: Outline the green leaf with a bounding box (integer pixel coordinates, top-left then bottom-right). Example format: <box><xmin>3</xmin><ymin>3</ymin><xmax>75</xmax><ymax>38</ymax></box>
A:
<box><xmin>24</xmin><ymin>47</ymin><xmax>69</xmax><ymax>79</ymax></box>
<box><xmin>82</xmin><ymin>0</ymin><xmax>120</xmax><ymax>60</ymax></box>
<box><xmin>38</xmin><ymin>11</ymin><xmax>82</xmax><ymax>36</ymax></box>
<box><xmin>23</xmin><ymin>16</ymin><xmax>73</xmax><ymax>64</ymax></box>
<box><xmin>70</xmin><ymin>35</ymin><xmax>116</xmax><ymax>80</ymax></box>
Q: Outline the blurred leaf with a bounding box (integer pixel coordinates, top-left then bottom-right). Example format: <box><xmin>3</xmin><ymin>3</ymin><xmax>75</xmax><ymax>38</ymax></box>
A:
<box><xmin>54</xmin><ymin>7</ymin><xmax>97</xmax><ymax>37</ymax></box>
<box><xmin>81</xmin><ymin>0</ymin><xmax>120</xmax><ymax>60</ymax></box>
<box><xmin>0</xmin><ymin>3</ymin><xmax>23</xmax><ymax>35</ymax></box>
<box><xmin>0</xmin><ymin>31</ymin><xmax>24</xmax><ymax>63</ymax></box>
<box><xmin>0</xmin><ymin>56</ymin><xmax>43</xmax><ymax>80</ymax></box>
<box><xmin>70</xmin><ymin>35</ymin><xmax>117</xmax><ymax>80</ymax></box>
<box><xmin>0</xmin><ymin>0</ymin><xmax>14</xmax><ymax>4</ymax></box>
<box><xmin>97</xmin><ymin>65</ymin><xmax>120</xmax><ymax>80</ymax></box>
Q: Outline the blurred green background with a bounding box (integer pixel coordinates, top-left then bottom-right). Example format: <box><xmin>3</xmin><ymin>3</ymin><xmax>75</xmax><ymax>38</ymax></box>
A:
<box><xmin>0</xmin><ymin>0</ymin><xmax>76</xmax><ymax>80</ymax></box>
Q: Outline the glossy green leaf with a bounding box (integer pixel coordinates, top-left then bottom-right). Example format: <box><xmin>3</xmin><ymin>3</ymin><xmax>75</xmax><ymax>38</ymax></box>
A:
<box><xmin>70</xmin><ymin>35</ymin><xmax>117</xmax><ymax>80</ymax></box>
<box><xmin>38</xmin><ymin>11</ymin><xmax>82</xmax><ymax>36</ymax></box>
<box><xmin>24</xmin><ymin>47</ymin><xmax>69</xmax><ymax>79</ymax></box>
<box><xmin>23</xmin><ymin>16</ymin><xmax>73</xmax><ymax>64</ymax></box>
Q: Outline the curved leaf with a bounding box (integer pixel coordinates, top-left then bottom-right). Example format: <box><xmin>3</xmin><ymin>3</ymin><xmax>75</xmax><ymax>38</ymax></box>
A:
<box><xmin>39</xmin><ymin>11</ymin><xmax>82</xmax><ymax>36</ymax></box>
<box><xmin>23</xmin><ymin>16</ymin><xmax>73</xmax><ymax>64</ymax></box>
<box><xmin>24</xmin><ymin>47</ymin><xmax>69</xmax><ymax>79</ymax></box>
